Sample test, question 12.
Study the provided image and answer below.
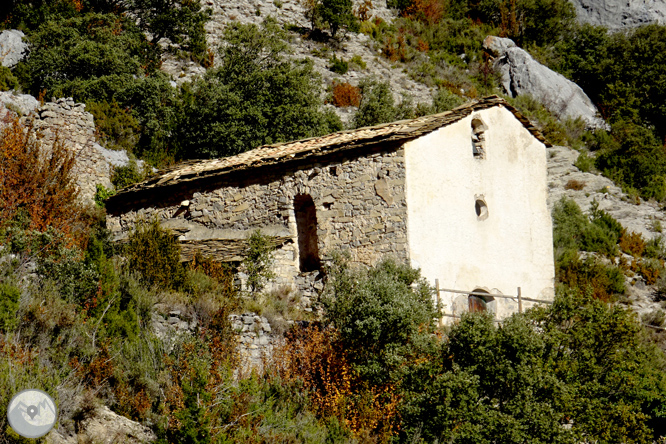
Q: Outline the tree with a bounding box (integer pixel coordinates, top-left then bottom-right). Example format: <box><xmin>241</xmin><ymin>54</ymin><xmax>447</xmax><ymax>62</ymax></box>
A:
<box><xmin>175</xmin><ymin>18</ymin><xmax>342</xmax><ymax>160</ymax></box>
<box><xmin>23</xmin><ymin>13</ymin><xmax>153</xmax><ymax>98</ymax></box>
<box><xmin>399</xmin><ymin>290</ymin><xmax>666</xmax><ymax>442</ymax></box>
<box><xmin>301</xmin><ymin>0</ymin><xmax>358</xmax><ymax>37</ymax></box>
<box><xmin>353</xmin><ymin>79</ymin><xmax>398</xmax><ymax>128</ymax></box>
<box><xmin>322</xmin><ymin>257</ymin><xmax>437</xmax><ymax>385</ymax></box>
<box><xmin>126</xmin><ymin>0</ymin><xmax>211</xmax><ymax>59</ymax></box>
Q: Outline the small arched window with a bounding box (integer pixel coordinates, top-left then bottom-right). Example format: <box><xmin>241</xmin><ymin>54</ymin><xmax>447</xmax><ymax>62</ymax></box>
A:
<box><xmin>471</xmin><ymin>118</ymin><xmax>487</xmax><ymax>159</ymax></box>
<box><xmin>294</xmin><ymin>194</ymin><xmax>321</xmax><ymax>272</ymax></box>
<box><xmin>469</xmin><ymin>289</ymin><xmax>493</xmax><ymax>313</ymax></box>
<box><xmin>475</xmin><ymin>198</ymin><xmax>489</xmax><ymax>221</ymax></box>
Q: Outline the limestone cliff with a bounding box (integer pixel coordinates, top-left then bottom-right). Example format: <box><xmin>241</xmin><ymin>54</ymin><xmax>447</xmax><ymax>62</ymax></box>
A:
<box><xmin>570</xmin><ymin>0</ymin><xmax>666</xmax><ymax>29</ymax></box>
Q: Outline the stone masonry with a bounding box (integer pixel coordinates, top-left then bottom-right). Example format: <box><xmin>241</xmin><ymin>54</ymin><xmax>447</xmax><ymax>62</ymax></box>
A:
<box><xmin>108</xmin><ymin>147</ymin><xmax>409</xmax><ymax>293</ymax></box>
<box><xmin>28</xmin><ymin>97</ymin><xmax>112</xmax><ymax>202</ymax></box>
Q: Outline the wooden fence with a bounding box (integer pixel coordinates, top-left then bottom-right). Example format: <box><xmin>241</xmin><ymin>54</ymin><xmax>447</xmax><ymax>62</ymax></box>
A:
<box><xmin>434</xmin><ymin>279</ymin><xmax>553</xmax><ymax>323</ymax></box>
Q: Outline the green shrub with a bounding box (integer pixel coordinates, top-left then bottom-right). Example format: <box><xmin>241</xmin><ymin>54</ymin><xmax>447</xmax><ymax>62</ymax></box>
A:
<box><xmin>125</xmin><ymin>219</ymin><xmax>186</xmax><ymax>290</ymax></box>
<box><xmin>645</xmin><ymin>236</ymin><xmax>666</xmax><ymax>260</ymax></box>
<box><xmin>0</xmin><ymin>66</ymin><xmax>19</xmax><ymax>92</ymax></box>
<box><xmin>552</xmin><ymin>197</ymin><xmax>620</xmax><ymax>258</ymax></box>
<box><xmin>0</xmin><ymin>283</ymin><xmax>20</xmax><ymax>332</ymax></box>
<box><xmin>432</xmin><ymin>87</ymin><xmax>464</xmax><ymax>112</ymax></box>
<box><xmin>349</xmin><ymin>54</ymin><xmax>366</xmax><ymax>70</ymax></box>
<box><xmin>111</xmin><ymin>159</ymin><xmax>147</xmax><ymax>189</ymax></box>
<box><xmin>322</xmin><ymin>256</ymin><xmax>436</xmax><ymax>385</ymax></box>
<box><xmin>175</xmin><ymin>18</ymin><xmax>341</xmax><ymax>160</ymax></box>
<box><xmin>37</xmin><ymin>246</ymin><xmax>100</xmax><ymax>304</ymax></box>
<box><xmin>574</xmin><ymin>151</ymin><xmax>594</xmax><ymax>172</ymax></box>
<box><xmin>94</xmin><ymin>184</ymin><xmax>116</xmax><ymax>208</ymax></box>
<box><xmin>328</xmin><ymin>55</ymin><xmax>348</xmax><ymax>74</ymax></box>
<box><xmin>354</xmin><ymin>78</ymin><xmax>398</xmax><ymax>128</ymax></box>
<box><xmin>87</xmin><ymin>100</ymin><xmax>141</xmax><ymax>153</ymax></box>
<box><xmin>243</xmin><ymin>230</ymin><xmax>276</xmax><ymax>293</ymax></box>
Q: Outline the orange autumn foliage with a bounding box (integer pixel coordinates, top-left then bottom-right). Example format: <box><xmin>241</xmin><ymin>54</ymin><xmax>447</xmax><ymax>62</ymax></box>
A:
<box><xmin>270</xmin><ymin>325</ymin><xmax>400</xmax><ymax>442</ymax></box>
<box><xmin>0</xmin><ymin>116</ymin><xmax>86</xmax><ymax>249</ymax></box>
<box><xmin>330</xmin><ymin>81</ymin><xmax>362</xmax><ymax>108</ymax></box>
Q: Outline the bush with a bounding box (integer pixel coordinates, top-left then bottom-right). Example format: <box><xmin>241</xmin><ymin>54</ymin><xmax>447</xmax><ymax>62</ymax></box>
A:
<box><xmin>556</xmin><ymin>252</ymin><xmax>625</xmax><ymax>301</ymax></box>
<box><xmin>243</xmin><ymin>230</ymin><xmax>276</xmax><ymax>293</ymax></box>
<box><xmin>111</xmin><ymin>159</ymin><xmax>148</xmax><ymax>190</ymax></box>
<box><xmin>0</xmin><ymin>283</ymin><xmax>20</xmax><ymax>333</ymax></box>
<box><xmin>94</xmin><ymin>184</ymin><xmax>116</xmax><ymax>208</ymax></box>
<box><xmin>574</xmin><ymin>152</ymin><xmax>594</xmax><ymax>172</ymax></box>
<box><xmin>564</xmin><ymin>179</ymin><xmax>585</xmax><ymax>190</ymax></box>
<box><xmin>329</xmin><ymin>55</ymin><xmax>348</xmax><ymax>74</ymax></box>
<box><xmin>329</xmin><ymin>81</ymin><xmax>361</xmax><ymax>107</ymax></box>
<box><xmin>354</xmin><ymin>78</ymin><xmax>398</xmax><ymax>128</ymax></box>
<box><xmin>0</xmin><ymin>116</ymin><xmax>85</xmax><ymax>249</ymax></box>
<box><xmin>175</xmin><ymin>18</ymin><xmax>342</xmax><ymax>160</ymax></box>
<box><xmin>87</xmin><ymin>100</ymin><xmax>141</xmax><ymax>153</ymax></box>
<box><xmin>322</xmin><ymin>257</ymin><xmax>436</xmax><ymax>385</ymax></box>
<box><xmin>0</xmin><ymin>66</ymin><xmax>19</xmax><ymax>92</ymax></box>
<box><xmin>620</xmin><ymin>230</ymin><xmax>646</xmax><ymax>257</ymax></box>
<box><xmin>125</xmin><ymin>220</ymin><xmax>186</xmax><ymax>290</ymax></box>
<box><xmin>552</xmin><ymin>197</ymin><xmax>619</xmax><ymax>258</ymax></box>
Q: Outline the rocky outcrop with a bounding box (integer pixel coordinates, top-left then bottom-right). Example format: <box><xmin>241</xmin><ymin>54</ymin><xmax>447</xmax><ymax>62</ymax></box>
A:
<box><xmin>0</xmin><ymin>90</ymin><xmax>39</xmax><ymax>119</ymax></box>
<box><xmin>483</xmin><ymin>36</ymin><xmax>608</xmax><ymax>130</ymax></box>
<box><xmin>47</xmin><ymin>406</ymin><xmax>156</xmax><ymax>444</ymax></box>
<box><xmin>0</xmin><ymin>30</ymin><xmax>27</xmax><ymax>68</ymax></box>
<box><xmin>570</xmin><ymin>0</ymin><xmax>666</xmax><ymax>29</ymax></box>
<box><xmin>547</xmin><ymin>144</ymin><xmax>665</xmax><ymax>317</ymax></box>
<box><xmin>162</xmin><ymin>0</ymin><xmax>434</xmax><ymax>126</ymax></box>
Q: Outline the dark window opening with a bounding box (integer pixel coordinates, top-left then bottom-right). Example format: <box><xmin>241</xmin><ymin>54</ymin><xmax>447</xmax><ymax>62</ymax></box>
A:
<box><xmin>475</xmin><ymin>198</ymin><xmax>488</xmax><ymax>220</ymax></box>
<box><xmin>295</xmin><ymin>194</ymin><xmax>321</xmax><ymax>272</ymax></box>
<box><xmin>469</xmin><ymin>289</ymin><xmax>491</xmax><ymax>313</ymax></box>
<box><xmin>472</xmin><ymin>118</ymin><xmax>487</xmax><ymax>159</ymax></box>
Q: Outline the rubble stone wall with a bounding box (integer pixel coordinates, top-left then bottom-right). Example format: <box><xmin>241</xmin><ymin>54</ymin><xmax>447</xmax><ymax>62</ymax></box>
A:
<box><xmin>30</xmin><ymin>97</ymin><xmax>112</xmax><ymax>202</ymax></box>
<box><xmin>108</xmin><ymin>147</ymin><xmax>410</xmax><ymax>294</ymax></box>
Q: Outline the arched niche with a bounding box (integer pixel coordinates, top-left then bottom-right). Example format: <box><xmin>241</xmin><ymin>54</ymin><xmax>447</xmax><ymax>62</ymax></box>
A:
<box><xmin>294</xmin><ymin>194</ymin><xmax>321</xmax><ymax>272</ymax></box>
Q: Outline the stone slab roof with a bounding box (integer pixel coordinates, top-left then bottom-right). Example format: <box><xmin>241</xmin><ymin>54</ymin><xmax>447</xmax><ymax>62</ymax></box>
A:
<box><xmin>111</xmin><ymin>95</ymin><xmax>548</xmax><ymax>200</ymax></box>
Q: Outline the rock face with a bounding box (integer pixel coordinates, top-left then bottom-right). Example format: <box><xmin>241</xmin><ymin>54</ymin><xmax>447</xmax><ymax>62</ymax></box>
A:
<box><xmin>0</xmin><ymin>90</ymin><xmax>40</xmax><ymax>118</ymax></box>
<box><xmin>0</xmin><ymin>30</ymin><xmax>27</xmax><ymax>68</ymax></box>
<box><xmin>483</xmin><ymin>36</ymin><xmax>608</xmax><ymax>130</ymax></box>
<box><xmin>162</xmin><ymin>0</ymin><xmax>434</xmax><ymax>126</ymax></box>
<box><xmin>47</xmin><ymin>406</ymin><xmax>156</xmax><ymax>444</ymax></box>
<box><xmin>570</xmin><ymin>0</ymin><xmax>666</xmax><ymax>29</ymax></box>
<box><xmin>547</xmin><ymin>144</ymin><xmax>665</xmax><ymax>317</ymax></box>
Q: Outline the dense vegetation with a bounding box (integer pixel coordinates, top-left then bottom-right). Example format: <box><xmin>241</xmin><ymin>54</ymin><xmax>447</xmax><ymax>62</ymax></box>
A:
<box><xmin>0</xmin><ymin>114</ymin><xmax>664</xmax><ymax>442</ymax></box>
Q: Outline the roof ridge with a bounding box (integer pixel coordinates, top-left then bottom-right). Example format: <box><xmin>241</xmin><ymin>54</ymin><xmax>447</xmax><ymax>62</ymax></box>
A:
<box><xmin>109</xmin><ymin>95</ymin><xmax>547</xmax><ymax>205</ymax></box>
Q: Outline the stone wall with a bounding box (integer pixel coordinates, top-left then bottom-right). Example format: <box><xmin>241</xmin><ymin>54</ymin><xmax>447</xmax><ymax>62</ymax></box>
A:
<box><xmin>108</xmin><ymin>147</ymin><xmax>409</xmax><ymax>293</ymax></box>
<box><xmin>29</xmin><ymin>97</ymin><xmax>112</xmax><ymax>202</ymax></box>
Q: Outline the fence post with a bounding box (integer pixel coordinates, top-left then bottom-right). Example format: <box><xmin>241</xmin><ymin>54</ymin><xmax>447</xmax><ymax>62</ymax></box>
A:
<box><xmin>517</xmin><ymin>287</ymin><xmax>523</xmax><ymax>314</ymax></box>
<box><xmin>435</xmin><ymin>279</ymin><xmax>441</xmax><ymax>327</ymax></box>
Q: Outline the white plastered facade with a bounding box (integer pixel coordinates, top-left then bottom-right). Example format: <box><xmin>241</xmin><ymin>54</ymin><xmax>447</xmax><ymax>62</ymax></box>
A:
<box><xmin>404</xmin><ymin>105</ymin><xmax>554</xmax><ymax>321</ymax></box>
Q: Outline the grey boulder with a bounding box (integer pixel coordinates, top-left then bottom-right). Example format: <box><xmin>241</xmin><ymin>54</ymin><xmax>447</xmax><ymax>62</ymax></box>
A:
<box><xmin>0</xmin><ymin>30</ymin><xmax>27</xmax><ymax>68</ymax></box>
<box><xmin>483</xmin><ymin>35</ymin><xmax>608</xmax><ymax>130</ymax></box>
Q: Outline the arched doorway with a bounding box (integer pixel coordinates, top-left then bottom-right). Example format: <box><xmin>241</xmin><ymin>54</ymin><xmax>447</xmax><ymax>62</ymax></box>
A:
<box><xmin>294</xmin><ymin>194</ymin><xmax>320</xmax><ymax>272</ymax></box>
